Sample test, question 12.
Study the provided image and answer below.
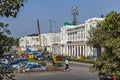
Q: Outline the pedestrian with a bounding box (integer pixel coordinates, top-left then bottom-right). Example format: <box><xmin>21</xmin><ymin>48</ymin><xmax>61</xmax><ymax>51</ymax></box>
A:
<box><xmin>65</xmin><ymin>59</ymin><xmax>69</xmax><ymax>69</ymax></box>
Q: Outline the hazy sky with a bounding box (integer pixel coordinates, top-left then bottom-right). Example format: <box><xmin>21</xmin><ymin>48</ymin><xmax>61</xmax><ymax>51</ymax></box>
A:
<box><xmin>2</xmin><ymin>0</ymin><xmax>120</xmax><ymax>38</ymax></box>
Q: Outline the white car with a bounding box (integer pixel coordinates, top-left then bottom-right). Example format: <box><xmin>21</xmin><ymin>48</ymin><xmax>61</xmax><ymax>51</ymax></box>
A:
<box><xmin>0</xmin><ymin>58</ymin><xmax>8</xmax><ymax>64</ymax></box>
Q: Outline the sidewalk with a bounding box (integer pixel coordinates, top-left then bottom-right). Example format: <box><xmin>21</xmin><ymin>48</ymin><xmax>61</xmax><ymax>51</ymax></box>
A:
<box><xmin>69</xmin><ymin>61</ymin><xmax>93</xmax><ymax>66</ymax></box>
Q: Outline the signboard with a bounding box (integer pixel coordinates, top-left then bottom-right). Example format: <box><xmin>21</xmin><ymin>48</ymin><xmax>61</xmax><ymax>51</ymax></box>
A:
<box><xmin>64</xmin><ymin>22</ymin><xmax>73</xmax><ymax>26</ymax></box>
<box><xmin>55</xmin><ymin>55</ymin><xmax>63</xmax><ymax>61</ymax></box>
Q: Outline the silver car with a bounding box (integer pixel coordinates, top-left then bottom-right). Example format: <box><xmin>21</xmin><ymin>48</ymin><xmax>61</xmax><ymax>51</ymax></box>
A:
<box><xmin>22</xmin><ymin>63</ymin><xmax>47</xmax><ymax>72</ymax></box>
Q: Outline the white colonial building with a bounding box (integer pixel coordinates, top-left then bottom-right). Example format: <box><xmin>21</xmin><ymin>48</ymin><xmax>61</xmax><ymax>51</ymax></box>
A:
<box><xmin>19</xmin><ymin>36</ymin><xmax>40</xmax><ymax>51</ymax></box>
<box><xmin>19</xmin><ymin>17</ymin><xmax>104</xmax><ymax>58</ymax></box>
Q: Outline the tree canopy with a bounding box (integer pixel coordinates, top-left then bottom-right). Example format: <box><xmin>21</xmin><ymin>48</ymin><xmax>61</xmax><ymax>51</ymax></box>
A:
<box><xmin>0</xmin><ymin>0</ymin><xmax>24</xmax><ymax>79</ymax></box>
<box><xmin>88</xmin><ymin>11</ymin><xmax>120</xmax><ymax>77</ymax></box>
<box><xmin>0</xmin><ymin>0</ymin><xmax>24</xmax><ymax>54</ymax></box>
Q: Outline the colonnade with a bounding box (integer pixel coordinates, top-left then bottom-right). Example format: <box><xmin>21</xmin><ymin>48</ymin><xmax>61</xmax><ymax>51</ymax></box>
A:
<box><xmin>67</xmin><ymin>44</ymin><xmax>87</xmax><ymax>58</ymax></box>
<box><xmin>49</xmin><ymin>44</ymin><xmax>90</xmax><ymax>58</ymax></box>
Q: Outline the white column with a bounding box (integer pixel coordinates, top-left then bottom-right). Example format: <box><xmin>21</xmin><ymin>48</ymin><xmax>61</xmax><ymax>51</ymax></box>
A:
<box><xmin>72</xmin><ymin>45</ymin><xmax>73</xmax><ymax>57</ymax></box>
<box><xmin>70</xmin><ymin>45</ymin><xmax>72</xmax><ymax>57</ymax></box>
<box><xmin>77</xmin><ymin>45</ymin><xmax>79</xmax><ymax>58</ymax></box>
<box><xmin>59</xmin><ymin>46</ymin><xmax>60</xmax><ymax>54</ymax></box>
<box><xmin>64</xmin><ymin>45</ymin><xmax>65</xmax><ymax>55</ymax></box>
<box><xmin>87</xmin><ymin>46</ymin><xmax>91</xmax><ymax>56</ymax></box>
<box><xmin>74</xmin><ymin>45</ymin><xmax>76</xmax><ymax>57</ymax></box>
<box><xmin>69</xmin><ymin>46</ymin><xmax>70</xmax><ymax>56</ymax></box>
<box><xmin>85</xmin><ymin>45</ymin><xmax>87</xmax><ymax>57</ymax></box>
<box><xmin>67</xmin><ymin>45</ymin><xmax>68</xmax><ymax>55</ymax></box>
<box><xmin>61</xmin><ymin>45</ymin><xmax>62</xmax><ymax>55</ymax></box>
<box><xmin>68</xmin><ymin>45</ymin><xmax>69</xmax><ymax>56</ymax></box>
<box><xmin>74</xmin><ymin>45</ymin><xmax>76</xmax><ymax>58</ymax></box>
<box><xmin>83</xmin><ymin>45</ymin><xmax>85</xmax><ymax>57</ymax></box>
<box><xmin>71</xmin><ymin>45</ymin><xmax>72</xmax><ymax>57</ymax></box>
<box><xmin>75</xmin><ymin>45</ymin><xmax>77</xmax><ymax>58</ymax></box>
<box><xmin>56</xmin><ymin>46</ymin><xmax>58</xmax><ymax>53</ymax></box>
<box><xmin>62</xmin><ymin>45</ymin><xmax>64</xmax><ymax>55</ymax></box>
<box><xmin>80</xmin><ymin>45</ymin><xmax>81</xmax><ymax>56</ymax></box>
<box><xmin>63</xmin><ymin>46</ymin><xmax>64</xmax><ymax>54</ymax></box>
<box><xmin>68</xmin><ymin>45</ymin><xmax>70</xmax><ymax>56</ymax></box>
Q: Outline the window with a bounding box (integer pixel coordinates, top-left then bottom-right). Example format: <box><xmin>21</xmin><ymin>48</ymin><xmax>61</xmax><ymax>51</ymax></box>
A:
<box><xmin>75</xmin><ymin>32</ymin><xmax>77</xmax><ymax>39</ymax></box>
<box><xmin>81</xmin><ymin>31</ymin><xmax>83</xmax><ymax>39</ymax></box>
<box><xmin>81</xmin><ymin>30</ymin><xmax>85</xmax><ymax>39</ymax></box>
<box><xmin>90</xmin><ymin>24</ymin><xmax>92</xmax><ymax>28</ymax></box>
<box><xmin>73</xmin><ymin>32</ymin><xmax>74</xmax><ymax>40</ymax></box>
<box><xmin>68</xmin><ymin>33</ymin><xmax>70</xmax><ymax>40</ymax></box>
<box><xmin>38</xmin><ymin>65</ymin><xmax>41</xmax><ymax>67</ymax></box>
<box><xmin>33</xmin><ymin>64</ymin><xmax>38</xmax><ymax>68</ymax></box>
<box><xmin>78</xmin><ymin>32</ymin><xmax>80</xmax><ymax>39</ymax></box>
<box><xmin>70</xmin><ymin>33</ymin><xmax>72</xmax><ymax>40</ymax></box>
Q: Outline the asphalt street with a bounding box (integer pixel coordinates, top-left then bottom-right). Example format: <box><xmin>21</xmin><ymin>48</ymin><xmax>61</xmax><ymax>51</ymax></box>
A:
<box><xmin>14</xmin><ymin>61</ymin><xmax>98</xmax><ymax>80</ymax></box>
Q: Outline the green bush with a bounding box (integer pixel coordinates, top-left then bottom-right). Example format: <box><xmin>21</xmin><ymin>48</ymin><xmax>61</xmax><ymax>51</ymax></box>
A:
<box><xmin>69</xmin><ymin>58</ymin><xmax>94</xmax><ymax>64</ymax></box>
<box><xmin>29</xmin><ymin>60</ymin><xmax>46</xmax><ymax>66</ymax></box>
<box><xmin>54</xmin><ymin>62</ymin><xmax>63</xmax><ymax>67</ymax></box>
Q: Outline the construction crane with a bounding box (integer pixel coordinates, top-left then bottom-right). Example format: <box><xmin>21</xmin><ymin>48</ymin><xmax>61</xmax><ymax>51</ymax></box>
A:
<box><xmin>37</xmin><ymin>19</ymin><xmax>42</xmax><ymax>51</ymax></box>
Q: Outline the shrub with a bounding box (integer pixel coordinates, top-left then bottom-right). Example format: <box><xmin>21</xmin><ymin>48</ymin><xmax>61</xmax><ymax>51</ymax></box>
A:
<box><xmin>29</xmin><ymin>60</ymin><xmax>46</xmax><ymax>66</ymax></box>
<box><xmin>69</xmin><ymin>58</ymin><xmax>94</xmax><ymax>64</ymax></box>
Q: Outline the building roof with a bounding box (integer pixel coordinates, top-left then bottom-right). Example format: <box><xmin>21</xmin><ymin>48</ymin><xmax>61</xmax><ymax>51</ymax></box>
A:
<box><xmin>85</xmin><ymin>17</ymin><xmax>104</xmax><ymax>23</ymax></box>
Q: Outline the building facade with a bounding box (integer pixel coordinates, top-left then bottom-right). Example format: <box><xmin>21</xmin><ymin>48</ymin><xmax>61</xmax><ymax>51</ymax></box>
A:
<box><xmin>19</xmin><ymin>36</ymin><xmax>40</xmax><ymax>51</ymax></box>
<box><xmin>19</xmin><ymin>17</ymin><xmax>104</xmax><ymax>58</ymax></box>
<box><xmin>60</xmin><ymin>17</ymin><xmax>104</xmax><ymax>58</ymax></box>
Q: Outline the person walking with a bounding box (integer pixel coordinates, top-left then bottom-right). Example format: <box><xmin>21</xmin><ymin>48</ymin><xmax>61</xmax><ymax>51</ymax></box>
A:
<box><xmin>64</xmin><ymin>58</ymin><xmax>69</xmax><ymax>69</ymax></box>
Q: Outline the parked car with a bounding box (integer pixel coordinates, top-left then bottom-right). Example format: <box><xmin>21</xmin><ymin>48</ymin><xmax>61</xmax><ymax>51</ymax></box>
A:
<box><xmin>10</xmin><ymin>58</ymin><xmax>28</xmax><ymax>65</ymax></box>
<box><xmin>11</xmin><ymin>62</ymin><xmax>22</xmax><ymax>69</ymax></box>
<box><xmin>36</xmin><ymin>54</ymin><xmax>45</xmax><ymax>61</ymax></box>
<box><xmin>0</xmin><ymin>63</ymin><xmax>13</xmax><ymax>72</ymax></box>
<box><xmin>0</xmin><ymin>58</ymin><xmax>8</xmax><ymax>64</ymax></box>
<box><xmin>10</xmin><ymin>58</ymin><xmax>28</xmax><ymax>69</ymax></box>
<box><xmin>21</xmin><ymin>63</ymin><xmax>47</xmax><ymax>72</ymax></box>
<box><xmin>3</xmin><ymin>54</ymin><xmax>12</xmax><ymax>59</ymax></box>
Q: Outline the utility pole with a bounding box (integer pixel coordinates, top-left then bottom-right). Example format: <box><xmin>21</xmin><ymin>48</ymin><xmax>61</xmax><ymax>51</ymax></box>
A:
<box><xmin>53</xmin><ymin>21</ymin><xmax>56</xmax><ymax>32</ymax></box>
<box><xmin>37</xmin><ymin>19</ymin><xmax>42</xmax><ymax>51</ymax></box>
<box><xmin>49</xmin><ymin>19</ymin><xmax>52</xmax><ymax>33</ymax></box>
<box><xmin>49</xmin><ymin>19</ymin><xmax>56</xmax><ymax>33</ymax></box>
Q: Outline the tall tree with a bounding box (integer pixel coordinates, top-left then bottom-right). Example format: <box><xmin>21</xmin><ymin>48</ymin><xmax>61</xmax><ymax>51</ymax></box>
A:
<box><xmin>14</xmin><ymin>37</ymin><xmax>20</xmax><ymax>47</ymax></box>
<box><xmin>0</xmin><ymin>0</ymin><xmax>24</xmax><ymax>80</ymax></box>
<box><xmin>0</xmin><ymin>0</ymin><xmax>24</xmax><ymax>53</ymax></box>
<box><xmin>88</xmin><ymin>11</ymin><xmax>120</xmax><ymax>77</ymax></box>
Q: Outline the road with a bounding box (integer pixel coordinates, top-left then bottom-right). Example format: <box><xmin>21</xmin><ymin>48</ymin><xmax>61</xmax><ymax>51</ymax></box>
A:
<box><xmin>14</xmin><ymin>61</ymin><xmax>98</xmax><ymax>80</ymax></box>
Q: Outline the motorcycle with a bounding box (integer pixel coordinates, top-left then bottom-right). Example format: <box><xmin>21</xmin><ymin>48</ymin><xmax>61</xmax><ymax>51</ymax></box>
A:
<box><xmin>98</xmin><ymin>72</ymin><xmax>113</xmax><ymax>80</ymax></box>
